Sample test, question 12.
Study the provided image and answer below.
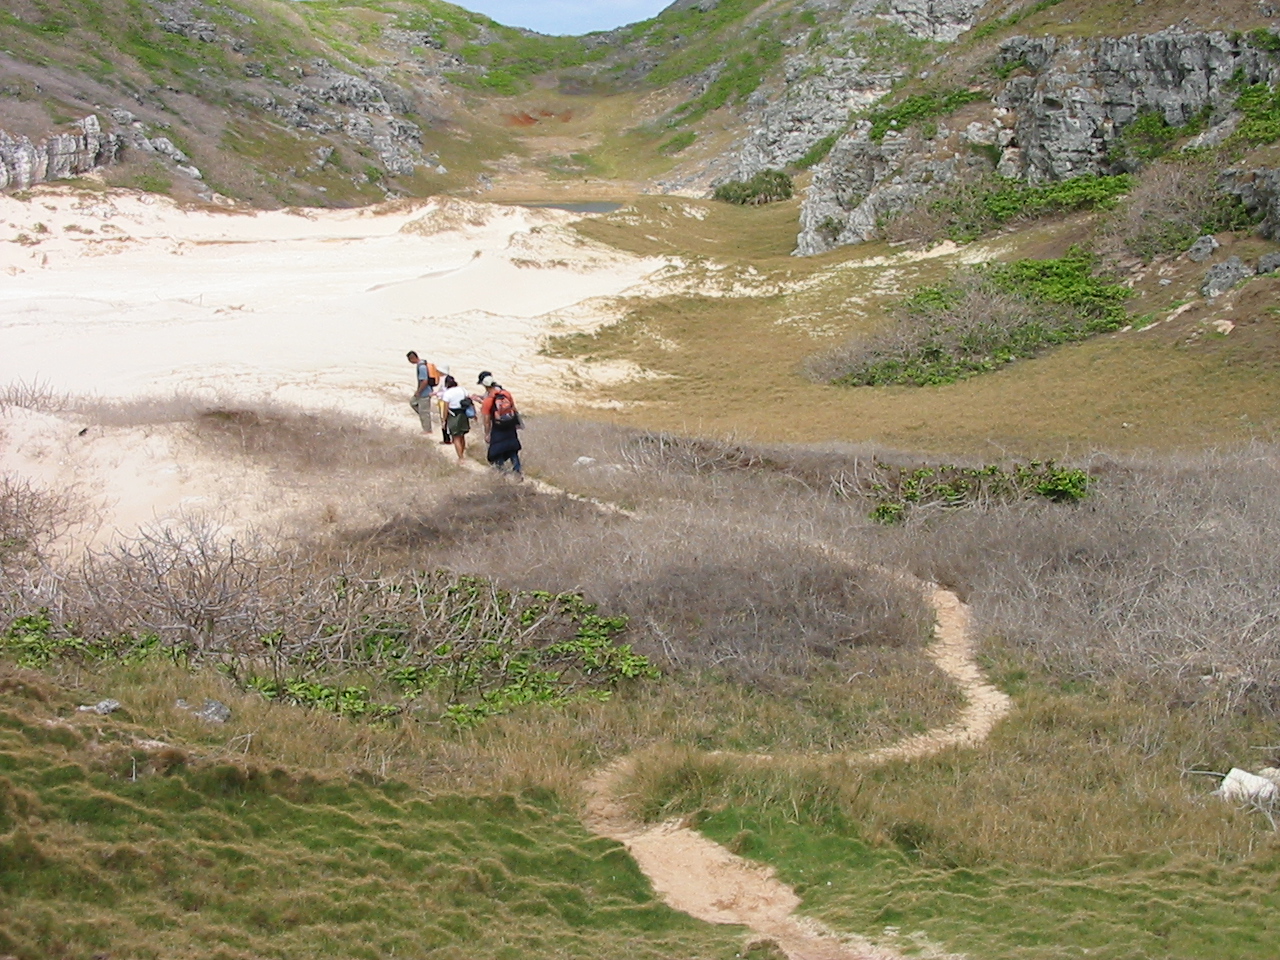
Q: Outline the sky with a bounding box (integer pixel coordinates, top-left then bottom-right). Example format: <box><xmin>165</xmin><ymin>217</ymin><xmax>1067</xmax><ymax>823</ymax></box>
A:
<box><xmin>456</xmin><ymin>0</ymin><xmax>676</xmax><ymax>35</ymax></box>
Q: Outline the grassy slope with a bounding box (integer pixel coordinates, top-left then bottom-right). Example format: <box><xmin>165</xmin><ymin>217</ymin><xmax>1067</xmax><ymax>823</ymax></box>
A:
<box><xmin>560</xmin><ymin>198</ymin><xmax>1280</xmax><ymax>456</ymax></box>
<box><xmin>631</xmin><ymin>667</ymin><xmax>1280</xmax><ymax>960</ymax></box>
<box><xmin>0</xmin><ymin>667</ymin><xmax>742</xmax><ymax>960</ymax></box>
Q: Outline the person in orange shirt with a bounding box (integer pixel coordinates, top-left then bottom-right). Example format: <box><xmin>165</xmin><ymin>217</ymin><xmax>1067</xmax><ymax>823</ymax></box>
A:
<box><xmin>477</xmin><ymin>371</ymin><xmax>522</xmax><ymax>478</ymax></box>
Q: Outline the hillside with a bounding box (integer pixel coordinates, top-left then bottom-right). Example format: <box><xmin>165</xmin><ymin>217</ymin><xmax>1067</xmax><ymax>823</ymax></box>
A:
<box><xmin>2</xmin><ymin>1</ymin><xmax>1274</xmax><ymax>203</ymax></box>
<box><xmin>7</xmin><ymin>1</ymin><xmax>1280</xmax><ymax>959</ymax></box>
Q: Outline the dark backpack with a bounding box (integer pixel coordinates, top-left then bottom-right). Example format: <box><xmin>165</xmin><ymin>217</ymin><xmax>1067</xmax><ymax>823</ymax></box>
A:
<box><xmin>490</xmin><ymin>388</ymin><xmax>519</xmax><ymax>426</ymax></box>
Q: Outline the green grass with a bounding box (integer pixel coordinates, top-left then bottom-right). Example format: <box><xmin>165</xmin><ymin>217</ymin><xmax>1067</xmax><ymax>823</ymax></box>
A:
<box><xmin>970</xmin><ymin>0</ymin><xmax>1065</xmax><ymax>41</ymax></box>
<box><xmin>921</xmin><ymin>173</ymin><xmax>1133</xmax><ymax>243</ymax></box>
<box><xmin>632</xmin><ymin>667</ymin><xmax>1279</xmax><ymax>959</ymax></box>
<box><xmin>697</xmin><ymin>806</ymin><xmax>1280</xmax><ymax>960</ymax></box>
<box><xmin>0</xmin><ymin>673</ymin><xmax>738</xmax><ymax>960</ymax></box>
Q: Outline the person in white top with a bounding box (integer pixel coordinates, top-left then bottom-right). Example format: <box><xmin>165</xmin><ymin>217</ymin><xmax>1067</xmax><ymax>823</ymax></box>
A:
<box><xmin>440</xmin><ymin>375</ymin><xmax>472</xmax><ymax>463</ymax></box>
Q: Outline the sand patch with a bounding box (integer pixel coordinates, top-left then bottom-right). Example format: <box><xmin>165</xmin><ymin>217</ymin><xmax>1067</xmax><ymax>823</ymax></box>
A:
<box><xmin>0</xmin><ymin>188</ymin><xmax>671</xmax><ymax>414</ymax></box>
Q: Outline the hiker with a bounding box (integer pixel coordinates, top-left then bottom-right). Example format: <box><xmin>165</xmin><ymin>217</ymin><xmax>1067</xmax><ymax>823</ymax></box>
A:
<box><xmin>440</xmin><ymin>375</ymin><xmax>472</xmax><ymax>463</ymax></box>
<box><xmin>478</xmin><ymin>372</ymin><xmax>522</xmax><ymax>478</ymax></box>
<box><xmin>406</xmin><ymin>351</ymin><xmax>437</xmax><ymax>435</ymax></box>
<box><xmin>432</xmin><ymin>364</ymin><xmax>452</xmax><ymax>445</ymax></box>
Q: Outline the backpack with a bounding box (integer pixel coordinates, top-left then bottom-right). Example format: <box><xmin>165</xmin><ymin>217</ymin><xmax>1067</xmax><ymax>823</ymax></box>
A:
<box><xmin>460</xmin><ymin>395</ymin><xmax>476</xmax><ymax>418</ymax></box>
<box><xmin>490</xmin><ymin>388</ymin><xmax>519</xmax><ymax>427</ymax></box>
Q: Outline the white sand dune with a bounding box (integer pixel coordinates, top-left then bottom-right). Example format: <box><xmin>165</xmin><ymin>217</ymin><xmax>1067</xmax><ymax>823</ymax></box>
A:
<box><xmin>0</xmin><ymin>189</ymin><xmax>668</xmax><ymax>417</ymax></box>
<box><xmin>0</xmin><ymin>187</ymin><xmax>669</xmax><ymax>542</ymax></box>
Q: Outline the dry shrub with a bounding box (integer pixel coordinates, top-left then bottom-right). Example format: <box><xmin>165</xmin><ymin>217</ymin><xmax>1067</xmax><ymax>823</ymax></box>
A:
<box><xmin>801</xmin><ymin>279</ymin><xmax>1042</xmax><ymax>385</ymax></box>
<box><xmin>878</xmin><ymin>168</ymin><xmax>989</xmax><ymax>246</ymax></box>
<box><xmin>892</xmin><ymin>447</ymin><xmax>1280</xmax><ymax>712</ymax></box>
<box><xmin>0</xmin><ymin>380</ymin><xmax>66</xmax><ymax>413</ymax></box>
<box><xmin>0</xmin><ymin>475</ymin><xmax>74</xmax><ymax>571</ymax></box>
<box><xmin>1100</xmin><ymin>159</ymin><xmax>1253</xmax><ymax>261</ymax></box>
<box><xmin>347</xmin><ymin>483</ymin><xmax>602</xmax><ymax>553</ymax></box>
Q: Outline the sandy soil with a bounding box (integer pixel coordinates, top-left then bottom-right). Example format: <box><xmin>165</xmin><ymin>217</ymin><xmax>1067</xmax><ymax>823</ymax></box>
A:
<box><xmin>0</xmin><ymin>187</ymin><xmax>669</xmax><ymax>417</ymax></box>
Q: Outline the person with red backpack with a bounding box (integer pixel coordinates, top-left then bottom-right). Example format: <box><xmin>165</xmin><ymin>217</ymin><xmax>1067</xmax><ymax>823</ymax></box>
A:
<box><xmin>477</xmin><ymin>371</ymin><xmax>522</xmax><ymax>478</ymax></box>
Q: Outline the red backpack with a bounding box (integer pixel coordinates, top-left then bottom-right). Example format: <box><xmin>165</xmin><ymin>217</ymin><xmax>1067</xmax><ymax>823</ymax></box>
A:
<box><xmin>490</xmin><ymin>388</ymin><xmax>519</xmax><ymax>426</ymax></box>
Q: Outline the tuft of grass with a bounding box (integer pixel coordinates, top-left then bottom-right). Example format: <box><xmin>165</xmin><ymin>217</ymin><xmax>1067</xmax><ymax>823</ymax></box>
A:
<box><xmin>657</xmin><ymin>130</ymin><xmax>696</xmax><ymax>155</ymax></box>
<box><xmin>792</xmin><ymin>133</ymin><xmax>839</xmax><ymax>170</ymax></box>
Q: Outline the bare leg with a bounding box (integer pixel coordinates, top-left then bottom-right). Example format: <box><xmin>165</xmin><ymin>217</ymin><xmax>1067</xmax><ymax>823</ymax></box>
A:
<box><xmin>452</xmin><ymin>434</ymin><xmax>466</xmax><ymax>462</ymax></box>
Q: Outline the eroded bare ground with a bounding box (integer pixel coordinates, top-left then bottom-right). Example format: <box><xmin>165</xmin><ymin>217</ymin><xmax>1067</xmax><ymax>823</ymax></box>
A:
<box><xmin>582</xmin><ymin>569</ymin><xmax>1010</xmax><ymax>960</ymax></box>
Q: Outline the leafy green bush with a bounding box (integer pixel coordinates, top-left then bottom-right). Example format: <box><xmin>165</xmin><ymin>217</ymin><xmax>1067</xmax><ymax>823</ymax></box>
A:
<box><xmin>885</xmin><ymin>173</ymin><xmax>1132</xmax><ymax>244</ymax></box>
<box><xmin>1232</xmin><ymin>82</ymin><xmax>1280</xmax><ymax>147</ymax></box>
<box><xmin>1108</xmin><ymin>108</ymin><xmax>1211</xmax><ymax>168</ymax></box>
<box><xmin>862</xmin><ymin>459</ymin><xmax>1090</xmax><ymax>523</ymax></box>
<box><xmin>713</xmin><ymin>169</ymin><xmax>794</xmax><ymax>205</ymax></box>
<box><xmin>810</xmin><ymin>249</ymin><xmax>1130</xmax><ymax>386</ymax></box>
<box><xmin>866</xmin><ymin>89</ymin><xmax>987</xmax><ymax>142</ymax></box>
<box><xmin>1246</xmin><ymin>28</ymin><xmax>1280</xmax><ymax>53</ymax></box>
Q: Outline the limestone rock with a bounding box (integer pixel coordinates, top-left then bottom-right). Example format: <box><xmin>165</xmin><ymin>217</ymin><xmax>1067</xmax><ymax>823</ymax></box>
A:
<box><xmin>0</xmin><ymin>115</ymin><xmax>120</xmax><ymax>191</ymax></box>
<box><xmin>995</xmin><ymin>31</ymin><xmax>1280</xmax><ymax>183</ymax></box>
<box><xmin>177</xmin><ymin>698</ymin><xmax>232</xmax><ymax>723</ymax></box>
<box><xmin>78</xmin><ymin>699</ymin><xmax>122</xmax><ymax>715</ymax></box>
<box><xmin>1187</xmin><ymin>235</ymin><xmax>1220</xmax><ymax>262</ymax></box>
<box><xmin>1216</xmin><ymin>767</ymin><xmax>1279</xmax><ymax>805</ymax></box>
<box><xmin>1258</xmin><ymin>252</ymin><xmax>1280</xmax><ymax>273</ymax></box>
<box><xmin>1201</xmin><ymin>256</ymin><xmax>1253</xmax><ymax>298</ymax></box>
<box><xmin>884</xmin><ymin>0</ymin><xmax>987</xmax><ymax>41</ymax></box>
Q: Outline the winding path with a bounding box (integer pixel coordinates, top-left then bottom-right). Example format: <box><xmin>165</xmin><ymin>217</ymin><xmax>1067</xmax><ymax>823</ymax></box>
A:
<box><xmin>452</xmin><ymin>454</ymin><xmax>1010</xmax><ymax>958</ymax></box>
<box><xmin>581</xmin><ymin>559</ymin><xmax>1011</xmax><ymax>960</ymax></box>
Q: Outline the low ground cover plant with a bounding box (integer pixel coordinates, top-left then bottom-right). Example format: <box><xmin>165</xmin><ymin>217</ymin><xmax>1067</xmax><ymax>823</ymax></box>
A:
<box><xmin>882</xmin><ymin>172</ymin><xmax>1132</xmax><ymax>244</ymax></box>
<box><xmin>807</xmin><ymin>248</ymin><xmax>1129</xmax><ymax>386</ymax></box>
<box><xmin>2</xmin><ymin>525</ymin><xmax>655</xmax><ymax>728</ymax></box>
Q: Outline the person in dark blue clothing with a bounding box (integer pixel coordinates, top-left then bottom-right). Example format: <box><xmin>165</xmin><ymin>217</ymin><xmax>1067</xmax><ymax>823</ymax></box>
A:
<box><xmin>477</xmin><ymin>372</ymin><xmax>522</xmax><ymax>478</ymax></box>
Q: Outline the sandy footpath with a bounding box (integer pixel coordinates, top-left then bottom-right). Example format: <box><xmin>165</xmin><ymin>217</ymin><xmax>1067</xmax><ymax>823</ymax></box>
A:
<box><xmin>0</xmin><ymin>188</ymin><xmax>668</xmax><ymax>416</ymax></box>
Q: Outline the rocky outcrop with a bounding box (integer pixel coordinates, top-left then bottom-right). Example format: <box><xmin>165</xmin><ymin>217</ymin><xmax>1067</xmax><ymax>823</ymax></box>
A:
<box><xmin>1202</xmin><ymin>256</ymin><xmax>1253</xmax><ymax>297</ymax></box>
<box><xmin>732</xmin><ymin>55</ymin><xmax>895</xmax><ymax>179</ymax></box>
<box><xmin>995</xmin><ymin>30</ymin><xmax>1280</xmax><ymax>183</ymax></box>
<box><xmin>884</xmin><ymin>0</ymin><xmax>987</xmax><ymax>42</ymax></box>
<box><xmin>796</xmin><ymin>29</ymin><xmax>1280</xmax><ymax>255</ymax></box>
<box><xmin>0</xmin><ymin>116</ymin><xmax>121</xmax><ymax>191</ymax></box>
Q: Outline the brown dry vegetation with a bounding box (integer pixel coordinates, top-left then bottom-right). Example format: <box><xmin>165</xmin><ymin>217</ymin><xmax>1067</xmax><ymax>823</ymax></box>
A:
<box><xmin>5</xmin><ymin>398</ymin><xmax>1280</xmax><ymax>957</ymax></box>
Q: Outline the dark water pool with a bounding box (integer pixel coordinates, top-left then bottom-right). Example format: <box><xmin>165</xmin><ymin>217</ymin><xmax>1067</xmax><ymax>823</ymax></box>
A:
<box><xmin>514</xmin><ymin>201</ymin><xmax>624</xmax><ymax>214</ymax></box>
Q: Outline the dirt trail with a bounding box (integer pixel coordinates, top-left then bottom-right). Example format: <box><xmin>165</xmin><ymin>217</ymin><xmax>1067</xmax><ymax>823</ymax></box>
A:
<box><xmin>448</xmin><ymin>454</ymin><xmax>1008</xmax><ymax>959</ymax></box>
<box><xmin>582</xmin><ymin>559</ymin><xmax>1011</xmax><ymax>960</ymax></box>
